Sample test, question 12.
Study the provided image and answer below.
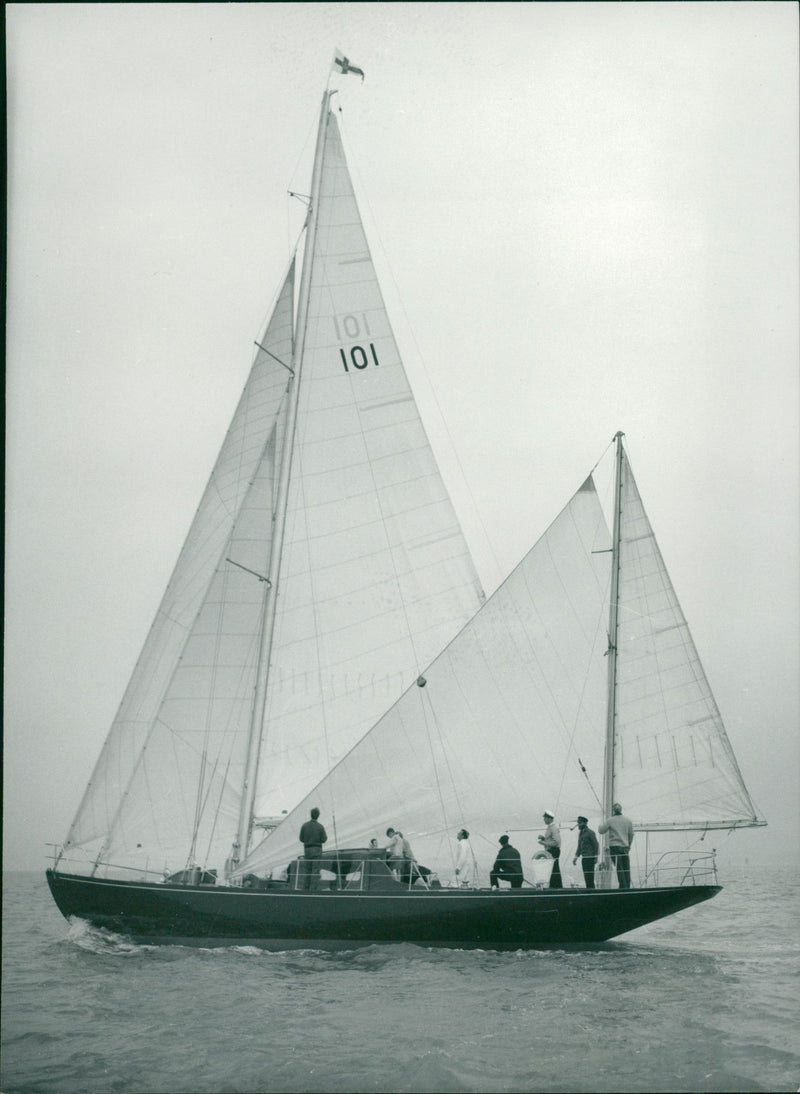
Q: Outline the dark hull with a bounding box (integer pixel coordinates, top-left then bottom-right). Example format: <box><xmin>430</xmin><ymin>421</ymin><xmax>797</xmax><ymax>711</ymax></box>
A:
<box><xmin>47</xmin><ymin>870</ymin><xmax>720</xmax><ymax>949</ymax></box>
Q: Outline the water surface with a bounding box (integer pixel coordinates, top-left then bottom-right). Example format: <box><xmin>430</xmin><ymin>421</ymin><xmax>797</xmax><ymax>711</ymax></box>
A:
<box><xmin>2</xmin><ymin>871</ymin><xmax>797</xmax><ymax>1093</ymax></box>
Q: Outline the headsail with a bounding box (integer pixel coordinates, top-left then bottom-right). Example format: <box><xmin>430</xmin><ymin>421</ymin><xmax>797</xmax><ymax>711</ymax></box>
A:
<box><xmin>62</xmin><ymin>262</ymin><xmax>297</xmax><ymax>876</ymax></box>
<box><xmin>610</xmin><ymin>445</ymin><xmax>763</xmax><ymax>831</ymax></box>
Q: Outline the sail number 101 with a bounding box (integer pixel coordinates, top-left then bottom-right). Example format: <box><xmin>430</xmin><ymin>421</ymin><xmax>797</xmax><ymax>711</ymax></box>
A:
<box><xmin>339</xmin><ymin>344</ymin><xmax>380</xmax><ymax>372</ymax></box>
<box><xmin>333</xmin><ymin>313</ymin><xmax>380</xmax><ymax>372</ymax></box>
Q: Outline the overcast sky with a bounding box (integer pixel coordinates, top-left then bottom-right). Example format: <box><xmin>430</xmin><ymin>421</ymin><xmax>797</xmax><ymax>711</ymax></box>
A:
<box><xmin>5</xmin><ymin>2</ymin><xmax>798</xmax><ymax>873</ymax></box>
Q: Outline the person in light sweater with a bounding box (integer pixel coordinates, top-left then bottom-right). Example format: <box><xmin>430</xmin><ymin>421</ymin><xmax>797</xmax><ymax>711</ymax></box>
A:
<box><xmin>599</xmin><ymin>802</ymin><xmax>634</xmax><ymax>888</ymax></box>
<box><xmin>538</xmin><ymin>809</ymin><xmax>562</xmax><ymax>888</ymax></box>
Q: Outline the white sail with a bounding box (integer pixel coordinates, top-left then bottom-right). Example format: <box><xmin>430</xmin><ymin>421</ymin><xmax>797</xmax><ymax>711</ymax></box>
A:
<box><xmin>248</xmin><ymin>110</ymin><xmax>485</xmax><ymax>824</ymax></box>
<box><xmin>59</xmin><ymin>84</ymin><xmax>761</xmax><ymax>887</ymax></box>
<box><xmin>241</xmin><ymin>477</ymin><xmax>612</xmax><ymax>879</ymax></box>
<box><xmin>62</xmin><ymin>263</ymin><xmax>296</xmax><ymax>875</ymax></box>
<box><xmin>246</xmin><ymin>444</ymin><xmax>764</xmax><ymax>882</ymax></box>
<box><xmin>61</xmin><ymin>101</ymin><xmax>487</xmax><ymax>879</ymax></box>
<box><xmin>611</xmin><ymin>448</ymin><xmax>762</xmax><ymax>830</ymax></box>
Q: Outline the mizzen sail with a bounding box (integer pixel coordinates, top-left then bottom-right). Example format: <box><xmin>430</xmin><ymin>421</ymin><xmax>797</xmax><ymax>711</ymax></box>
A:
<box><xmin>610</xmin><ymin>446</ymin><xmax>763</xmax><ymax>831</ymax></box>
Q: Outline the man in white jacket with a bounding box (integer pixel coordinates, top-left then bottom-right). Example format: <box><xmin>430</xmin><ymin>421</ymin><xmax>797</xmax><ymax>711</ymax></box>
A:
<box><xmin>453</xmin><ymin>828</ymin><xmax>474</xmax><ymax>887</ymax></box>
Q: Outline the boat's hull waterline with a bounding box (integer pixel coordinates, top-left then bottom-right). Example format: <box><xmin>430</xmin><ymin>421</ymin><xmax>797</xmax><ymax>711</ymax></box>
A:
<box><xmin>46</xmin><ymin>871</ymin><xmax>720</xmax><ymax>949</ymax></box>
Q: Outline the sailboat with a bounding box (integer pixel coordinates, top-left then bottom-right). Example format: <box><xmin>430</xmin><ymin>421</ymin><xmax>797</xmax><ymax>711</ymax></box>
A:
<box><xmin>47</xmin><ymin>65</ymin><xmax>764</xmax><ymax>949</ymax></box>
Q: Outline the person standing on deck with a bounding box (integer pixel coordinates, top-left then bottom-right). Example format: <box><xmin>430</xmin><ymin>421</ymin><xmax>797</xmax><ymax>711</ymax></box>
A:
<box><xmin>396</xmin><ymin>831</ymin><xmax>418</xmax><ymax>885</ymax></box>
<box><xmin>385</xmin><ymin>827</ymin><xmax>404</xmax><ymax>878</ymax></box>
<box><xmin>572</xmin><ymin>816</ymin><xmax>599</xmax><ymax>888</ymax></box>
<box><xmin>299</xmin><ymin>806</ymin><xmax>327</xmax><ymax>889</ymax></box>
<box><xmin>599</xmin><ymin>803</ymin><xmax>634</xmax><ymax>888</ymax></box>
<box><xmin>453</xmin><ymin>828</ymin><xmax>474</xmax><ymax>887</ymax></box>
<box><xmin>538</xmin><ymin>809</ymin><xmax>562</xmax><ymax>888</ymax></box>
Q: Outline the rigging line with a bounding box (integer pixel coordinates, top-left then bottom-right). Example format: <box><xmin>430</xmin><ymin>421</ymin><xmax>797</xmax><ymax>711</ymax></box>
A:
<box><xmin>490</xmin><ymin>483</ymin><xmax>609</xmax><ymax>763</ymax></box>
<box><xmin>317</xmin><ymin>117</ymin><xmax>434</xmax><ymax>683</ymax></box>
<box><xmin>508</xmin><ymin>528</ymin><xmax>597</xmax><ymax>798</ymax></box>
<box><xmin>337</xmin><ymin>117</ymin><xmax>494</xmax><ymax>598</ymax></box>
<box><xmin>288</xmin><ymin>107</ymin><xmax>344</xmax><ymax>863</ymax></box>
<box><xmin>92</xmin><ymin>688</ymin><xmax>183</xmax><ymax>874</ymax></box>
<box><xmin>417</xmin><ymin>680</ymin><xmax>452</xmax><ymax>869</ymax></box>
<box><xmin>187</xmin><ymin>564</ymin><xmax>231</xmax><ymax>867</ymax></box>
<box><xmin>284</xmin><ymin>110</ymin><xmax>319</xmax><ymax>250</ymax></box>
<box><xmin>201</xmin><ymin>747</ymin><xmax>236</xmax><ymax>870</ymax></box>
<box><xmin>417</xmin><ymin>678</ymin><xmax>468</xmax><ymax>876</ymax></box>
<box><xmin>68</xmin><ymin>297</ymin><xmax>292</xmax><ymax>864</ymax></box>
<box><xmin>181</xmin><ymin>423</ymin><xmax>284</xmax><ymax>865</ymax></box>
<box><xmin>616</xmin><ymin>460</ymin><xmax>719</xmax><ymax>827</ymax></box>
<box><xmin>555</xmin><ymin>548</ymin><xmax>610</xmax><ymax>813</ymax></box>
<box><xmin>254</xmin><ymin>342</ymin><xmax>294</xmax><ymax>375</ymax></box>
<box><xmin>292</xmin><ymin>104</ymin><xmax>449</xmax><ymax>853</ymax></box>
<box><xmin>233</xmin><ymin>247</ymin><xmax>298</xmax><ymax>520</ymax></box>
<box><xmin>263</xmin><ymin>240</ymin><xmax>302</xmax><ymax>324</ymax></box>
<box><xmin>226</xmin><ymin>558</ymin><xmax>272</xmax><ymax>585</ymax></box>
<box><xmin>198</xmin><ymin>625</ymin><xmax>263</xmax><ymax>868</ymax></box>
<box><xmin>590</xmin><ymin>434</ymin><xmax>618</xmax><ymax>478</ymax></box>
<box><xmin>542</xmin><ymin>478</ymin><xmax>614</xmax><ymax>814</ymax></box>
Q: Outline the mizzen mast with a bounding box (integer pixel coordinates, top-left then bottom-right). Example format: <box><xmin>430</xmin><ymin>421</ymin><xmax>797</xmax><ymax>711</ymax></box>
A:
<box><xmin>601</xmin><ymin>431</ymin><xmax>625</xmax><ymax>867</ymax></box>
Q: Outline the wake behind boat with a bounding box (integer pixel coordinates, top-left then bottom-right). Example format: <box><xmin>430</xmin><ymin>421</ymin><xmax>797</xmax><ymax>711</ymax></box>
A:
<box><xmin>47</xmin><ymin>58</ymin><xmax>764</xmax><ymax>949</ymax></box>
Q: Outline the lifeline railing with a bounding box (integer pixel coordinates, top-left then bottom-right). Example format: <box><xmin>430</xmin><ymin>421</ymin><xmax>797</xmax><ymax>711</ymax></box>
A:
<box><xmin>638</xmin><ymin>849</ymin><xmax>718</xmax><ymax>888</ymax></box>
<box><xmin>288</xmin><ymin>857</ymin><xmax>435</xmax><ymax>891</ymax></box>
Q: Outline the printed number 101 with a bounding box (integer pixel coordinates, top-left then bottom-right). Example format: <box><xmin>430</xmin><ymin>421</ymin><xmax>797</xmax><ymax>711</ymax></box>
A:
<box><xmin>339</xmin><ymin>343</ymin><xmax>380</xmax><ymax>372</ymax></box>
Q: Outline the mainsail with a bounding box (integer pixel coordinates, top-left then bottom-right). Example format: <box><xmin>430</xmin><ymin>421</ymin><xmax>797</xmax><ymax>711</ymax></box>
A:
<box><xmin>250</xmin><ymin>108</ymin><xmax>485</xmax><ymax>826</ymax></box>
<box><xmin>245</xmin><ymin>441</ymin><xmax>763</xmax><ymax>882</ymax></box>
<box><xmin>60</xmin><ymin>94</ymin><xmax>485</xmax><ymax>880</ymax></box>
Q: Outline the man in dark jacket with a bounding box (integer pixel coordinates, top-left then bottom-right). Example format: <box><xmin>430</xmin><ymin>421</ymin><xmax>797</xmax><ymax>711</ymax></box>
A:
<box><xmin>489</xmin><ymin>835</ymin><xmax>523</xmax><ymax>889</ymax></box>
<box><xmin>572</xmin><ymin>815</ymin><xmax>599</xmax><ymax>888</ymax></box>
<box><xmin>298</xmin><ymin>806</ymin><xmax>327</xmax><ymax>889</ymax></box>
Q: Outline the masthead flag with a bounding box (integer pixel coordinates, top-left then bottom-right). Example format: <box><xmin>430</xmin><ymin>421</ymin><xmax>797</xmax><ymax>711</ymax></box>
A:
<box><xmin>333</xmin><ymin>51</ymin><xmax>365</xmax><ymax>81</ymax></box>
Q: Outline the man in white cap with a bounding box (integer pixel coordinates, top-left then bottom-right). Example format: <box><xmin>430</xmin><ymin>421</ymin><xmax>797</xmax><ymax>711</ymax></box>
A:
<box><xmin>537</xmin><ymin>809</ymin><xmax>562</xmax><ymax>888</ymax></box>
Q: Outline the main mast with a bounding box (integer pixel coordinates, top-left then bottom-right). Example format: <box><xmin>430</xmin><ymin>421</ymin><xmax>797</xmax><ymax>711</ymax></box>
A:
<box><xmin>601</xmin><ymin>431</ymin><xmax>625</xmax><ymax>862</ymax></box>
<box><xmin>234</xmin><ymin>90</ymin><xmax>334</xmax><ymax>859</ymax></box>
